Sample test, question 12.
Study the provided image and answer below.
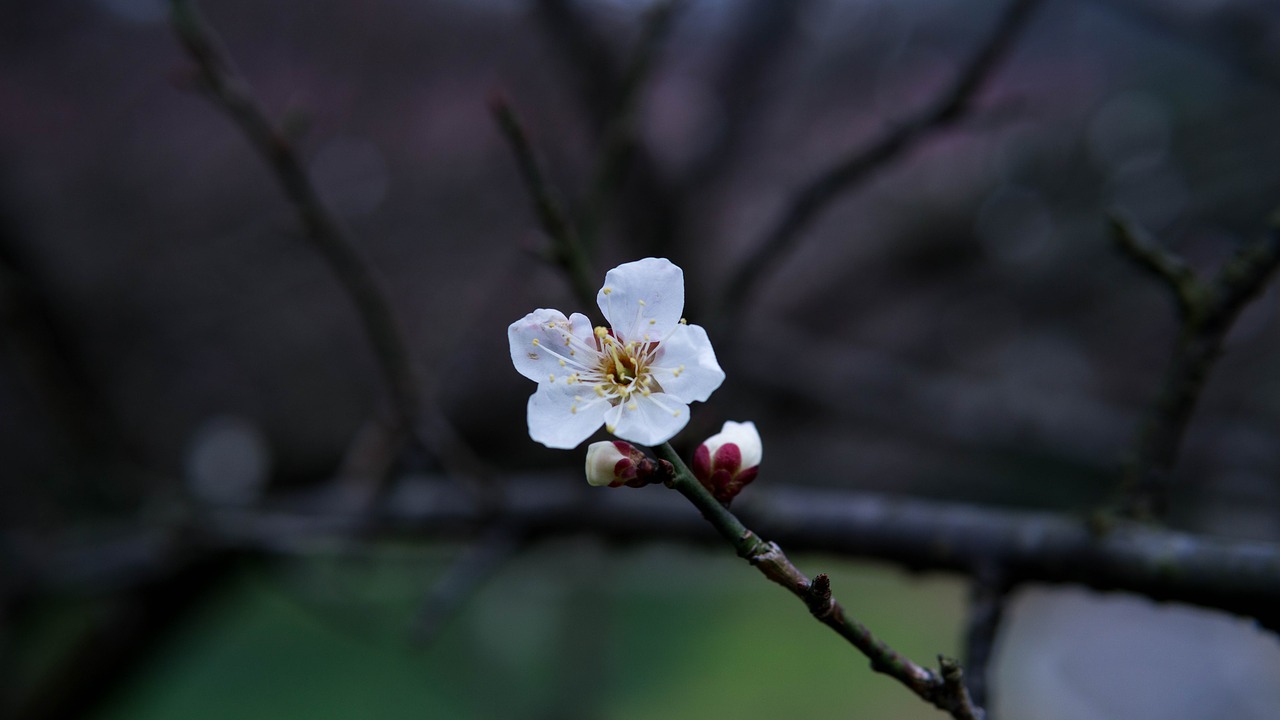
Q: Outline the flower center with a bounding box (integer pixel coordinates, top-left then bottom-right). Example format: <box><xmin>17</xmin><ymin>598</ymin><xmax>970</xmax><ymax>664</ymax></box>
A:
<box><xmin>594</xmin><ymin>327</ymin><xmax>659</xmax><ymax>401</ymax></box>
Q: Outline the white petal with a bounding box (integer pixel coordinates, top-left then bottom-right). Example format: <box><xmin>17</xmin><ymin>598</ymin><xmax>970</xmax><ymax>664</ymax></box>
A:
<box><xmin>649</xmin><ymin>323</ymin><xmax>724</xmax><ymax>403</ymax></box>
<box><xmin>597</xmin><ymin>258</ymin><xmax>684</xmax><ymax>343</ymax></box>
<box><xmin>509</xmin><ymin>308</ymin><xmax>599</xmax><ymax>384</ymax></box>
<box><xmin>566</xmin><ymin>312</ymin><xmax>596</xmax><ymax>344</ymax></box>
<box><xmin>527</xmin><ymin>382</ymin><xmax>610</xmax><ymax>449</ymax></box>
<box><xmin>609</xmin><ymin>392</ymin><xmax>690</xmax><ymax>446</ymax></box>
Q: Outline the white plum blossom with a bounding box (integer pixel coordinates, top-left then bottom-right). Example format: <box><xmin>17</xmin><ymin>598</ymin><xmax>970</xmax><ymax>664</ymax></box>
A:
<box><xmin>509</xmin><ymin>257</ymin><xmax>725</xmax><ymax>449</ymax></box>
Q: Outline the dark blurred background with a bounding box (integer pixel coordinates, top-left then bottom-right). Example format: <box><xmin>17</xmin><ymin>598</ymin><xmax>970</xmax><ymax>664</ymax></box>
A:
<box><xmin>4</xmin><ymin>0</ymin><xmax>1280</xmax><ymax>718</ymax></box>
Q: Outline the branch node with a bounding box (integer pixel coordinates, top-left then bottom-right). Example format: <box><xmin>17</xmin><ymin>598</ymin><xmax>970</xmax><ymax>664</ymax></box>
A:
<box><xmin>804</xmin><ymin>573</ymin><xmax>835</xmax><ymax>618</ymax></box>
<box><xmin>938</xmin><ymin>656</ymin><xmax>986</xmax><ymax>720</ymax></box>
<box><xmin>1108</xmin><ymin>211</ymin><xmax>1202</xmax><ymax>320</ymax></box>
<box><xmin>1112</xmin><ymin>212</ymin><xmax>1280</xmax><ymax>521</ymax></box>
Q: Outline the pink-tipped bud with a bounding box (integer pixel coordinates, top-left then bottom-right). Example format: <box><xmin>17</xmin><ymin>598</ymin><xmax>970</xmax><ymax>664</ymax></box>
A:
<box><xmin>692</xmin><ymin>421</ymin><xmax>762</xmax><ymax>504</ymax></box>
<box><xmin>585</xmin><ymin>440</ymin><xmax>654</xmax><ymax>488</ymax></box>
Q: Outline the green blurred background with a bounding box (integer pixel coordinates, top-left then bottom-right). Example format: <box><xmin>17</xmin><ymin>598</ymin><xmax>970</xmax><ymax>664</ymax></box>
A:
<box><xmin>20</xmin><ymin>544</ymin><xmax>961</xmax><ymax>719</ymax></box>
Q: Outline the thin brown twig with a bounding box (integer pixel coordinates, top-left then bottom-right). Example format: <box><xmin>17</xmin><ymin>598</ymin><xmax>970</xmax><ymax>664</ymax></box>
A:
<box><xmin>168</xmin><ymin>0</ymin><xmax>490</xmax><ymax>494</ymax></box>
<box><xmin>717</xmin><ymin>0</ymin><xmax>1042</xmax><ymax>328</ymax></box>
<box><xmin>579</xmin><ymin>0</ymin><xmax>684</xmax><ymax>250</ymax></box>
<box><xmin>490</xmin><ymin>96</ymin><xmax>597</xmax><ymax>308</ymax></box>
<box><xmin>531</xmin><ymin>0</ymin><xmax>621</xmax><ymax>132</ymax></box>
<box><xmin>653</xmin><ymin>444</ymin><xmax>986</xmax><ymax>719</ymax></box>
<box><xmin>1109</xmin><ymin>212</ymin><xmax>1202</xmax><ymax>319</ymax></box>
<box><xmin>682</xmin><ymin>0</ymin><xmax>806</xmax><ymax>189</ymax></box>
<box><xmin>530</xmin><ymin>0</ymin><xmax>684</xmax><ymax>258</ymax></box>
<box><xmin>0</xmin><ymin>208</ymin><xmax>127</xmax><ymax>473</ymax></box>
<box><xmin>1111</xmin><ymin>213</ymin><xmax>1280</xmax><ymax>520</ymax></box>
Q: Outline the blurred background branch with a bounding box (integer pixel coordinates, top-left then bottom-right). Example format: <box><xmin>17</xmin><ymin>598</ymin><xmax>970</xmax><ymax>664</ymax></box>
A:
<box><xmin>716</xmin><ymin>0</ymin><xmax>1043</xmax><ymax>330</ymax></box>
<box><xmin>1112</xmin><ymin>213</ymin><xmax>1280</xmax><ymax>520</ymax></box>
<box><xmin>169</xmin><ymin>0</ymin><xmax>490</xmax><ymax>498</ymax></box>
<box><xmin>4</xmin><ymin>0</ymin><xmax>1280</xmax><ymax>717</ymax></box>
<box><xmin>13</xmin><ymin>478</ymin><xmax>1280</xmax><ymax>630</ymax></box>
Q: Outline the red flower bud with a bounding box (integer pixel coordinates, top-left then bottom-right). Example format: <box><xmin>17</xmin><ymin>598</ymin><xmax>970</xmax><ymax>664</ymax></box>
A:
<box><xmin>692</xmin><ymin>421</ymin><xmax>762</xmax><ymax>504</ymax></box>
<box><xmin>585</xmin><ymin>441</ymin><xmax>656</xmax><ymax>488</ymax></box>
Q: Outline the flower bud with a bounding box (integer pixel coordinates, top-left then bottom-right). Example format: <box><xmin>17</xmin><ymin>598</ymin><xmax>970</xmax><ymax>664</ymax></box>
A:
<box><xmin>585</xmin><ymin>440</ymin><xmax>654</xmax><ymax>488</ymax></box>
<box><xmin>691</xmin><ymin>421</ymin><xmax>762</xmax><ymax>504</ymax></box>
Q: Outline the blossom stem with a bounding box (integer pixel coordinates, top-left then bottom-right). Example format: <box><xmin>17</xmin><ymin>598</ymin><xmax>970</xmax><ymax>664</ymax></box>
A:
<box><xmin>652</xmin><ymin>443</ymin><xmax>985</xmax><ymax>720</ymax></box>
<box><xmin>654</xmin><ymin>443</ymin><xmax>769</xmax><ymax>559</ymax></box>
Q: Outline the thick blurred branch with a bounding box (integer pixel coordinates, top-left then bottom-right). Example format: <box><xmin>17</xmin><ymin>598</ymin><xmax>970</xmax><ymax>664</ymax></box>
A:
<box><xmin>1111</xmin><ymin>213</ymin><xmax>1280</xmax><ymax>519</ymax></box>
<box><xmin>168</xmin><ymin>0</ymin><xmax>487</xmax><ymax>491</ymax></box>
<box><xmin>18</xmin><ymin>478</ymin><xmax>1280</xmax><ymax>629</ymax></box>
<box><xmin>653</xmin><ymin>443</ymin><xmax>986</xmax><ymax>720</ymax></box>
<box><xmin>961</xmin><ymin>569</ymin><xmax>1009</xmax><ymax>710</ymax></box>
<box><xmin>717</xmin><ymin>0</ymin><xmax>1041</xmax><ymax>329</ymax></box>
